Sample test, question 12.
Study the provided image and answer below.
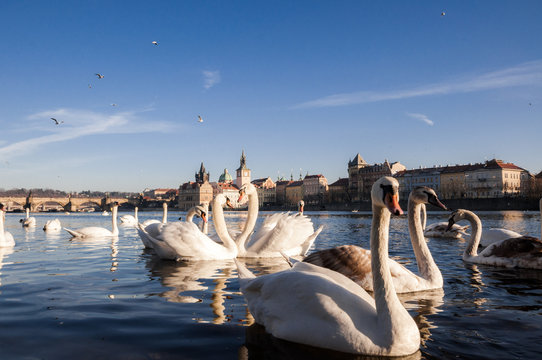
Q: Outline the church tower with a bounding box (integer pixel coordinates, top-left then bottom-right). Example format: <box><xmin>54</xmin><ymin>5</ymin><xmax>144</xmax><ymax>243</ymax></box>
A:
<box><xmin>236</xmin><ymin>150</ymin><xmax>251</xmax><ymax>188</ymax></box>
<box><xmin>195</xmin><ymin>162</ymin><xmax>210</xmax><ymax>183</ymax></box>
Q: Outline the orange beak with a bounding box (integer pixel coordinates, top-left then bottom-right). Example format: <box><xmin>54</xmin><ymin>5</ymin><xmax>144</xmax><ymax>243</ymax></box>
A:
<box><xmin>201</xmin><ymin>212</ymin><xmax>207</xmax><ymax>223</ymax></box>
<box><xmin>238</xmin><ymin>190</ymin><xmax>245</xmax><ymax>203</ymax></box>
<box><xmin>385</xmin><ymin>193</ymin><xmax>403</xmax><ymax>216</ymax></box>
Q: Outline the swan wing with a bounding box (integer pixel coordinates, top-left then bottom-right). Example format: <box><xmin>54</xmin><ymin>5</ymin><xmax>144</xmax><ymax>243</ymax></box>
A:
<box><xmin>64</xmin><ymin>226</ymin><xmax>113</xmax><ymax>238</ymax></box>
<box><xmin>480</xmin><ymin>228</ymin><xmax>523</xmax><ymax>247</ymax></box>
<box><xmin>248</xmin><ymin>214</ymin><xmax>315</xmax><ymax>254</ymax></box>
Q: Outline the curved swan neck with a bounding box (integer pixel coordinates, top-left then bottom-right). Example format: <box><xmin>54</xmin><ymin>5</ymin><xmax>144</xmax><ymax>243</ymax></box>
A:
<box><xmin>463</xmin><ymin>211</ymin><xmax>482</xmax><ymax>257</ymax></box>
<box><xmin>212</xmin><ymin>199</ymin><xmax>237</xmax><ymax>253</ymax></box>
<box><xmin>162</xmin><ymin>204</ymin><xmax>168</xmax><ymax>223</ymax></box>
<box><xmin>186</xmin><ymin>208</ymin><xmax>197</xmax><ymax>223</ymax></box>
<box><xmin>370</xmin><ymin>204</ymin><xmax>405</xmax><ymax>328</ymax></box>
<box><xmin>111</xmin><ymin>206</ymin><xmax>119</xmax><ymax>236</ymax></box>
<box><xmin>236</xmin><ymin>191</ymin><xmax>259</xmax><ymax>254</ymax></box>
<box><xmin>408</xmin><ymin>199</ymin><xmax>441</xmax><ymax>283</ymax></box>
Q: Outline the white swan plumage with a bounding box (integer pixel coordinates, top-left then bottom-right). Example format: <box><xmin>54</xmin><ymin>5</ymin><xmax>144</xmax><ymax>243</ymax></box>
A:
<box><xmin>423</xmin><ymin>217</ymin><xmax>469</xmax><ymax>239</ymax></box>
<box><xmin>120</xmin><ymin>206</ymin><xmax>138</xmax><ymax>227</ymax></box>
<box><xmin>43</xmin><ymin>218</ymin><xmax>62</xmax><ymax>231</ymax></box>
<box><xmin>137</xmin><ymin>204</ymin><xmax>207</xmax><ymax>255</ymax></box>
<box><xmin>64</xmin><ymin>202</ymin><xmax>119</xmax><ymax>238</ymax></box>
<box><xmin>235</xmin><ymin>183</ymin><xmax>323</xmax><ymax>258</ymax></box>
<box><xmin>141</xmin><ymin>202</ymin><xmax>168</xmax><ymax>227</ymax></box>
<box><xmin>303</xmin><ymin>186</ymin><xmax>448</xmax><ymax>293</ymax></box>
<box><xmin>447</xmin><ymin>209</ymin><xmax>542</xmax><ymax>269</ymax></box>
<box><xmin>0</xmin><ymin>206</ymin><xmax>15</xmax><ymax>247</ymax></box>
<box><xmin>20</xmin><ymin>208</ymin><xmax>36</xmax><ymax>228</ymax></box>
<box><xmin>236</xmin><ymin>176</ymin><xmax>420</xmax><ymax>356</ymax></box>
<box><xmin>140</xmin><ymin>195</ymin><xmax>238</xmax><ymax>261</ymax></box>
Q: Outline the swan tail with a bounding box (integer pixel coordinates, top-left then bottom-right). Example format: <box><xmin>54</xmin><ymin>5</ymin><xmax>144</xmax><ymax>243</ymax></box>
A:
<box><xmin>278</xmin><ymin>250</ymin><xmax>301</xmax><ymax>267</ymax></box>
<box><xmin>234</xmin><ymin>259</ymin><xmax>256</xmax><ymax>280</ymax></box>
<box><xmin>300</xmin><ymin>225</ymin><xmax>324</xmax><ymax>256</ymax></box>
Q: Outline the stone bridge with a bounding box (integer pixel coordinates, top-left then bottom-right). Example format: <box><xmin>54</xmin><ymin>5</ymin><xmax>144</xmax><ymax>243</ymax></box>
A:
<box><xmin>0</xmin><ymin>194</ymin><xmax>130</xmax><ymax>212</ymax></box>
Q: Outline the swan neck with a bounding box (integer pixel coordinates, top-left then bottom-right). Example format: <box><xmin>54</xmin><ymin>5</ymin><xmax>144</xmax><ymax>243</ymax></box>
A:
<box><xmin>370</xmin><ymin>204</ymin><xmax>405</xmax><ymax>329</ymax></box>
<box><xmin>212</xmin><ymin>200</ymin><xmax>237</xmax><ymax>253</ymax></box>
<box><xmin>162</xmin><ymin>204</ymin><xmax>168</xmax><ymax>223</ymax></box>
<box><xmin>111</xmin><ymin>206</ymin><xmax>119</xmax><ymax>235</ymax></box>
<box><xmin>408</xmin><ymin>198</ymin><xmax>441</xmax><ymax>283</ymax></box>
<box><xmin>420</xmin><ymin>203</ymin><xmax>427</xmax><ymax>231</ymax></box>
<box><xmin>236</xmin><ymin>191</ymin><xmax>259</xmax><ymax>254</ymax></box>
<box><xmin>464</xmin><ymin>211</ymin><xmax>482</xmax><ymax>257</ymax></box>
<box><xmin>134</xmin><ymin>207</ymin><xmax>138</xmax><ymax>222</ymax></box>
<box><xmin>186</xmin><ymin>208</ymin><xmax>196</xmax><ymax>223</ymax></box>
<box><xmin>26</xmin><ymin>208</ymin><xmax>30</xmax><ymax>218</ymax></box>
<box><xmin>0</xmin><ymin>210</ymin><xmax>5</xmax><ymax>240</ymax></box>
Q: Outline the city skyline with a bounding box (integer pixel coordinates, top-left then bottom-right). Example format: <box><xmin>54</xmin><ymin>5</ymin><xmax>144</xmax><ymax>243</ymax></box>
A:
<box><xmin>1</xmin><ymin>1</ymin><xmax>541</xmax><ymax>192</ymax></box>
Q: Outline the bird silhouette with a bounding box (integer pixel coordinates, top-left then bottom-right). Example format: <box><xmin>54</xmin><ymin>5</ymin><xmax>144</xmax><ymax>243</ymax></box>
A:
<box><xmin>198</xmin><ymin>115</ymin><xmax>203</xmax><ymax>123</ymax></box>
<box><xmin>51</xmin><ymin>118</ymin><xmax>64</xmax><ymax>125</ymax></box>
<box><xmin>95</xmin><ymin>73</ymin><xmax>104</xmax><ymax>79</ymax></box>
<box><xmin>152</xmin><ymin>41</ymin><xmax>158</xmax><ymax>46</ymax></box>
<box><xmin>441</xmin><ymin>11</ymin><xmax>446</xmax><ymax>16</ymax></box>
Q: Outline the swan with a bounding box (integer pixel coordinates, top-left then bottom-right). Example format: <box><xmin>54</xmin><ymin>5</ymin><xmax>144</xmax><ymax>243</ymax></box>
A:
<box><xmin>137</xmin><ymin>204</ymin><xmax>207</xmax><ymax>251</ymax></box>
<box><xmin>235</xmin><ymin>183</ymin><xmax>323</xmax><ymax>258</ymax></box>
<box><xmin>235</xmin><ymin>176</ymin><xmax>420</xmax><ymax>356</ymax></box>
<box><xmin>423</xmin><ymin>205</ymin><xmax>469</xmax><ymax>239</ymax></box>
<box><xmin>120</xmin><ymin>207</ymin><xmax>138</xmax><ymax>227</ymax></box>
<box><xmin>141</xmin><ymin>202</ymin><xmax>168</xmax><ymax>227</ymax></box>
<box><xmin>43</xmin><ymin>218</ymin><xmax>62</xmax><ymax>231</ymax></box>
<box><xmin>64</xmin><ymin>202</ymin><xmax>119</xmax><ymax>238</ymax></box>
<box><xmin>0</xmin><ymin>206</ymin><xmax>15</xmax><ymax>247</ymax></box>
<box><xmin>19</xmin><ymin>208</ymin><xmax>36</xmax><ymax>228</ymax></box>
<box><xmin>446</xmin><ymin>209</ymin><xmax>542</xmax><ymax>269</ymax></box>
<box><xmin>140</xmin><ymin>194</ymin><xmax>238</xmax><ymax>261</ymax></box>
<box><xmin>298</xmin><ymin>200</ymin><xmax>305</xmax><ymax>214</ymax></box>
<box><xmin>303</xmin><ymin>186</ymin><xmax>448</xmax><ymax>293</ymax></box>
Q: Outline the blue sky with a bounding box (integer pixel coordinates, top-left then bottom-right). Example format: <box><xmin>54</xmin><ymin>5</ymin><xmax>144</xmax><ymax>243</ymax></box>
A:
<box><xmin>1</xmin><ymin>1</ymin><xmax>541</xmax><ymax>192</ymax></box>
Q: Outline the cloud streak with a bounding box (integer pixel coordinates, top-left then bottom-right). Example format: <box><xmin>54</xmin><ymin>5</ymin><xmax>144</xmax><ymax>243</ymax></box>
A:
<box><xmin>293</xmin><ymin>60</ymin><xmax>542</xmax><ymax>108</ymax></box>
<box><xmin>0</xmin><ymin>108</ymin><xmax>178</xmax><ymax>159</ymax></box>
<box><xmin>202</xmin><ymin>70</ymin><xmax>221</xmax><ymax>89</ymax></box>
<box><xmin>407</xmin><ymin>112</ymin><xmax>434</xmax><ymax>126</ymax></box>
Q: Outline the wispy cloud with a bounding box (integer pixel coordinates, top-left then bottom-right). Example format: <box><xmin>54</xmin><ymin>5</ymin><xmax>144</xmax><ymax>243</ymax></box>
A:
<box><xmin>407</xmin><ymin>112</ymin><xmax>434</xmax><ymax>126</ymax></box>
<box><xmin>0</xmin><ymin>108</ymin><xmax>178</xmax><ymax>159</ymax></box>
<box><xmin>202</xmin><ymin>70</ymin><xmax>221</xmax><ymax>89</ymax></box>
<box><xmin>293</xmin><ymin>60</ymin><xmax>542</xmax><ymax>108</ymax></box>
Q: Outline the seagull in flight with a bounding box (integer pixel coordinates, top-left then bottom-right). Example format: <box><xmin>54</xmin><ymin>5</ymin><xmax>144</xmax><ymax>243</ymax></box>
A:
<box><xmin>95</xmin><ymin>73</ymin><xmax>104</xmax><ymax>79</ymax></box>
<box><xmin>152</xmin><ymin>41</ymin><xmax>158</xmax><ymax>46</ymax></box>
<box><xmin>51</xmin><ymin>118</ymin><xmax>64</xmax><ymax>125</ymax></box>
<box><xmin>198</xmin><ymin>115</ymin><xmax>203</xmax><ymax>123</ymax></box>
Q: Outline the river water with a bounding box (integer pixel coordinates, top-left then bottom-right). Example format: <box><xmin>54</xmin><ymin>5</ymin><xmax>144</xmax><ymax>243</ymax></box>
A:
<box><xmin>0</xmin><ymin>210</ymin><xmax>540</xmax><ymax>359</ymax></box>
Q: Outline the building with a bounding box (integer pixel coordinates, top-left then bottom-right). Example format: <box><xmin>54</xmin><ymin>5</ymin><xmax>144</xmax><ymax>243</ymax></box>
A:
<box><xmin>395</xmin><ymin>167</ymin><xmax>444</xmax><ymax>200</ymax></box>
<box><xmin>347</xmin><ymin>154</ymin><xmax>368</xmax><ymax>202</ymax></box>
<box><xmin>149</xmin><ymin>188</ymin><xmax>178</xmax><ymax>201</ymax></box>
<box><xmin>178</xmin><ymin>162</ymin><xmax>214</xmax><ymax>210</ymax></box>
<box><xmin>465</xmin><ymin>159</ymin><xmax>530</xmax><ymax>198</ymax></box>
<box><xmin>235</xmin><ymin>150</ymin><xmax>251</xmax><ymax>188</ymax></box>
<box><xmin>251</xmin><ymin>177</ymin><xmax>276</xmax><ymax>207</ymax></box>
<box><xmin>212</xmin><ymin>181</ymin><xmax>241</xmax><ymax>208</ymax></box>
<box><xmin>303</xmin><ymin>174</ymin><xmax>328</xmax><ymax>205</ymax></box>
<box><xmin>440</xmin><ymin>164</ymin><xmax>484</xmax><ymax>199</ymax></box>
<box><xmin>327</xmin><ymin>178</ymin><xmax>349</xmax><ymax>203</ymax></box>
<box><xmin>357</xmin><ymin>159</ymin><xmax>406</xmax><ymax>200</ymax></box>
<box><xmin>285</xmin><ymin>180</ymin><xmax>303</xmax><ymax>205</ymax></box>
<box><xmin>275</xmin><ymin>179</ymin><xmax>292</xmax><ymax>206</ymax></box>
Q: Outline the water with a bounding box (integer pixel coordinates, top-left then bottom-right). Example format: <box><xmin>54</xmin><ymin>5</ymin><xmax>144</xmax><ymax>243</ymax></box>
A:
<box><xmin>1</xmin><ymin>210</ymin><xmax>541</xmax><ymax>359</ymax></box>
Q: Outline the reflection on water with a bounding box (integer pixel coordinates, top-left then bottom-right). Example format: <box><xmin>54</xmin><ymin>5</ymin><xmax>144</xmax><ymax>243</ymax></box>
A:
<box><xmin>0</xmin><ymin>210</ymin><xmax>540</xmax><ymax>359</ymax></box>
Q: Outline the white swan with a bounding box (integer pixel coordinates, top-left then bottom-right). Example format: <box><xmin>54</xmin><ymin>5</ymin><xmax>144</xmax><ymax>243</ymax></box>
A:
<box><xmin>43</xmin><ymin>218</ymin><xmax>62</xmax><ymax>231</ymax></box>
<box><xmin>298</xmin><ymin>200</ymin><xmax>305</xmax><ymax>214</ymax></box>
<box><xmin>423</xmin><ymin>210</ymin><xmax>469</xmax><ymax>238</ymax></box>
<box><xmin>235</xmin><ymin>183</ymin><xmax>323</xmax><ymax>258</ymax></box>
<box><xmin>447</xmin><ymin>209</ymin><xmax>542</xmax><ymax>269</ymax></box>
<box><xmin>141</xmin><ymin>194</ymin><xmax>238</xmax><ymax>261</ymax></box>
<box><xmin>137</xmin><ymin>204</ymin><xmax>207</xmax><ymax>252</ymax></box>
<box><xmin>0</xmin><ymin>206</ymin><xmax>15</xmax><ymax>247</ymax></box>
<box><xmin>235</xmin><ymin>176</ymin><xmax>420</xmax><ymax>356</ymax></box>
<box><xmin>120</xmin><ymin>207</ymin><xmax>138</xmax><ymax>227</ymax></box>
<box><xmin>19</xmin><ymin>208</ymin><xmax>36</xmax><ymax>228</ymax></box>
<box><xmin>303</xmin><ymin>186</ymin><xmax>448</xmax><ymax>293</ymax></box>
<box><xmin>141</xmin><ymin>202</ymin><xmax>168</xmax><ymax>227</ymax></box>
<box><xmin>64</xmin><ymin>202</ymin><xmax>119</xmax><ymax>238</ymax></box>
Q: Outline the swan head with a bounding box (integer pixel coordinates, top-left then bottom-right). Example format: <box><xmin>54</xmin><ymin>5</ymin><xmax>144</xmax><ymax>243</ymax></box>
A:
<box><xmin>162</xmin><ymin>202</ymin><xmax>168</xmax><ymax>209</ymax></box>
<box><xmin>194</xmin><ymin>205</ymin><xmax>208</xmax><ymax>223</ymax></box>
<box><xmin>446</xmin><ymin>209</ymin><xmax>470</xmax><ymax>231</ymax></box>
<box><xmin>371</xmin><ymin>176</ymin><xmax>403</xmax><ymax>215</ymax></box>
<box><xmin>410</xmin><ymin>186</ymin><xmax>448</xmax><ymax>210</ymax></box>
<box><xmin>238</xmin><ymin>183</ymin><xmax>256</xmax><ymax>202</ymax></box>
<box><xmin>214</xmin><ymin>194</ymin><xmax>234</xmax><ymax>209</ymax></box>
<box><xmin>298</xmin><ymin>199</ymin><xmax>305</xmax><ymax>212</ymax></box>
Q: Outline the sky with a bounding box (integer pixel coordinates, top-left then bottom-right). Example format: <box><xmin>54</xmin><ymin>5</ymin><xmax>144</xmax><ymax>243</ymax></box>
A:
<box><xmin>1</xmin><ymin>1</ymin><xmax>541</xmax><ymax>192</ymax></box>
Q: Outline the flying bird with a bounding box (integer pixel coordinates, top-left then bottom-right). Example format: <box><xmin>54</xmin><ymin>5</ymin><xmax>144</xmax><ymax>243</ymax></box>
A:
<box><xmin>51</xmin><ymin>118</ymin><xmax>63</xmax><ymax>125</ymax></box>
<box><xmin>441</xmin><ymin>11</ymin><xmax>446</xmax><ymax>16</ymax></box>
<box><xmin>152</xmin><ymin>41</ymin><xmax>158</xmax><ymax>46</ymax></box>
<box><xmin>95</xmin><ymin>73</ymin><xmax>104</xmax><ymax>79</ymax></box>
<box><xmin>111</xmin><ymin>103</ymin><xmax>117</xmax><ymax>107</ymax></box>
<box><xmin>198</xmin><ymin>115</ymin><xmax>203</xmax><ymax>123</ymax></box>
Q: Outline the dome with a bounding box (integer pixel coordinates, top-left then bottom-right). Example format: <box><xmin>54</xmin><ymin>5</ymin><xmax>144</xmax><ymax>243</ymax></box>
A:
<box><xmin>219</xmin><ymin>169</ymin><xmax>233</xmax><ymax>183</ymax></box>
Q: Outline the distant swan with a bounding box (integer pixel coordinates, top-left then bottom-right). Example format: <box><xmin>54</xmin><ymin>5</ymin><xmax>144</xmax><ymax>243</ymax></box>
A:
<box><xmin>0</xmin><ymin>206</ymin><xmax>15</xmax><ymax>247</ymax></box>
<box><xmin>303</xmin><ymin>186</ymin><xmax>448</xmax><ymax>293</ymax></box>
<box><xmin>423</xmin><ymin>204</ymin><xmax>469</xmax><ymax>239</ymax></box>
<box><xmin>20</xmin><ymin>208</ymin><xmax>36</xmax><ymax>228</ymax></box>
<box><xmin>120</xmin><ymin>207</ymin><xmax>138</xmax><ymax>227</ymax></box>
<box><xmin>137</xmin><ymin>205</ymin><xmax>206</xmax><ymax>253</ymax></box>
<box><xmin>43</xmin><ymin>219</ymin><xmax>62</xmax><ymax>231</ymax></box>
<box><xmin>235</xmin><ymin>176</ymin><xmax>420</xmax><ymax>356</ymax></box>
<box><xmin>141</xmin><ymin>194</ymin><xmax>239</xmax><ymax>261</ymax></box>
<box><xmin>447</xmin><ymin>209</ymin><xmax>542</xmax><ymax>269</ymax></box>
<box><xmin>64</xmin><ymin>202</ymin><xmax>119</xmax><ymax>238</ymax></box>
<box><xmin>235</xmin><ymin>183</ymin><xmax>323</xmax><ymax>258</ymax></box>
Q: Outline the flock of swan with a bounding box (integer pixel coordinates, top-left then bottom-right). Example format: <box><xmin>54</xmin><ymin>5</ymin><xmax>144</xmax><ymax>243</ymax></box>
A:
<box><xmin>1</xmin><ymin>178</ymin><xmax>541</xmax><ymax>356</ymax></box>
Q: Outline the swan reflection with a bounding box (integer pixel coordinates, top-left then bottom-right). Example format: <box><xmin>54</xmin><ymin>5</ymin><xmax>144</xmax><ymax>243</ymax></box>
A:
<box><xmin>0</xmin><ymin>247</ymin><xmax>14</xmax><ymax>288</ymax></box>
